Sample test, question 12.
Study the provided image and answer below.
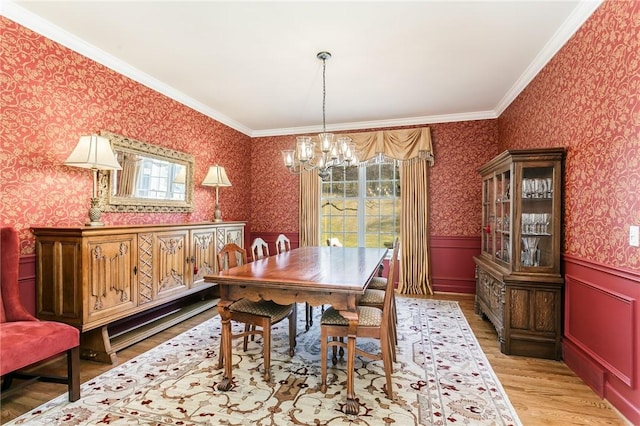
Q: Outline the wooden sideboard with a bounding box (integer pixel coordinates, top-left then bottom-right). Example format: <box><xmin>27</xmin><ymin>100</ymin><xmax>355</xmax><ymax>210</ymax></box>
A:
<box><xmin>32</xmin><ymin>222</ymin><xmax>244</xmax><ymax>364</ymax></box>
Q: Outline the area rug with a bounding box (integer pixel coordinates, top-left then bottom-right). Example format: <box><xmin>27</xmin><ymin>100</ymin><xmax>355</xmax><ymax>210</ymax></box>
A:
<box><xmin>7</xmin><ymin>298</ymin><xmax>521</xmax><ymax>425</ymax></box>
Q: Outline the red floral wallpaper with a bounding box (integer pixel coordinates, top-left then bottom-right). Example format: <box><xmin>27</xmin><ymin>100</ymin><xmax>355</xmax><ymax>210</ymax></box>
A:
<box><xmin>250</xmin><ymin>121</ymin><xmax>498</xmax><ymax>237</ymax></box>
<box><xmin>499</xmin><ymin>0</ymin><xmax>640</xmax><ymax>270</ymax></box>
<box><xmin>5</xmin><ymin>0</ymin><xmax>637</xmax><ymax>273</ymax></box>
<box><xmin>1</xmin><ymin>17</ymin><xmax>252</xmax><ymax>255</ymax></box>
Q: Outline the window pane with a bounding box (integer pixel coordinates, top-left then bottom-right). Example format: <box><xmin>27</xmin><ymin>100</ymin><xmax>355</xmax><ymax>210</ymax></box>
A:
<box><xmin>344</xmin><ymin>199</ymin><xmax>358</xmax><ymax>215</ymax></box>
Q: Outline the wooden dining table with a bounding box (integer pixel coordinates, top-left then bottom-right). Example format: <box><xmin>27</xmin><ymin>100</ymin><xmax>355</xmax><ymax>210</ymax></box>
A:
<box><xmin>205</xmin><ymin>245</ymin><xmax>387</xmax><ymax>415</ymax></box>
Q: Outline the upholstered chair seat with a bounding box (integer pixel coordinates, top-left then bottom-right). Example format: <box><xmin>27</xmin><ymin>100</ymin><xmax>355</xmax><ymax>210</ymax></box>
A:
<box><xmin>229</xmin><ymin>299</ymin><xmax>294</xmax><ymax>324</ymax></box>
<box><xmin>320</xmin><ymin>306</ymin><xmax>382</xmax><ymax>327</ymax></box>
<box><xmin>367</xmin><ymin>276</ymin><xmax>387</xmax><ymax>290</ymax></box>
<box><xmin>360</xmin><ymin>288</ymin><xmax>384</xmax><ymax>305</ymax></box>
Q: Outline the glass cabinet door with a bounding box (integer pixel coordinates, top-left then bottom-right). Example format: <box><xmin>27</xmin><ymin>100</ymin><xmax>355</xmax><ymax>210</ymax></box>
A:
<box><xmin>495</xmin><ymin>169</ymin><xmax>511</xmax><ymax>265</ymax></box>
<box><xmin>518</xmin><ymin>165</ymin><xmax>555</xmax><ymax>269</ymax></box>
<box><xmin>481</xmin><ymin>169</ymin><xmax>511</xmax><ymax>265</ymax></box>
<box><xmin>481</xmin><ymin>177</ymin><xmax>494</xmax><ymax>256</ymax></box>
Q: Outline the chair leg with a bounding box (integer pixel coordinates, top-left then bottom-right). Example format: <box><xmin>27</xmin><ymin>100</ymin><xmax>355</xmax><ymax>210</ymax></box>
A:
<box><xmin>305</xmin><ymin>303</ymin><xmax>313</xmax><ymax>331</ymax></box>
<box><xmin>243</xmin><ymin>323</ymin><xmax>251</xmax><ymax>351</ymax></box>
<box><xmin>263</xmin><ymin>320</ymin><xmax>272</xmax><ymax>382</ymax></box>
<box><xmin>1</xmin><ymin>374</ymin><xmax>14</xmax><ymax>391</ymax></box>
<box><xmin>381</xmin><ymin>328</ymin><xmax>394</xmax><ymax>400</ymax></box>
<box><xmin>320</xmin><ymin>328</ymin><xmax>328</xmax><ymax>392</ymax></box>
<box><xmin>68</xmin><ymin>346</ymin><xmax>80</xmax><ymax>402</ymax></box>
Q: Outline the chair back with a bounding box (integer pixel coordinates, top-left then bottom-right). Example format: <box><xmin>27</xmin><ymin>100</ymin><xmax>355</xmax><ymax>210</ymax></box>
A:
<box><xmin>217</xmin><ymin>243</ymin><xmax>248</xmax><ymax>272</ymax></box>
<box><xmin>382</xmin><ymin>238</ymin><xmax>400</xmax><ymax>313</ymax></box>
<box><xmin>0</xmin><ymin>227</ymin><xmax>36</xmax><ymax>323</ymax></box>
<box><xmin>275</xmin><ymin>234</ymin><xmax>291</xmax><ymax>254</ymax></box>
<box><xmin>327</xmin><ymin>237</ymin><xmax>342</xmax><ymax>247</ymax></box>
<box><xmin>250</xmin><ymin>237</ymin><xmax>269</xmax><ymax>260</ymax></box>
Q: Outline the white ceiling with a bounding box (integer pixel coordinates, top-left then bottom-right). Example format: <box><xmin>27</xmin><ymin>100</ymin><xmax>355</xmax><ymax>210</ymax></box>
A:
<box><xmin>4</xmin><ymin>1</ymin><xmax>603</xmax><ymax>137</ymax></box>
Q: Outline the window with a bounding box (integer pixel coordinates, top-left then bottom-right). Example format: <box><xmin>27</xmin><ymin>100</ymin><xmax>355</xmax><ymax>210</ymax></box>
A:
<box><xmin>321</xmin><ymin>162</ymin><xmax>400</xmax><ymax>248</ymax></box>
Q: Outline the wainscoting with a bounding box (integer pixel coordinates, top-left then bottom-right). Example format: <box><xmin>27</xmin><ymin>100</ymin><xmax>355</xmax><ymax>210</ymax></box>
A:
<box><xmin>563</xmin><ymin>254</ymin><xmax>639</xmax><ymax>424</ymax></box>
<box><xmin>17</xmin><ymin>254</ymin><xmax>36</xmax><ymax>315</ymax></box>
<box><xmin>430</xmin><ymin>236</ymin><xmax>479</xmax><ymax>294</ymax></box>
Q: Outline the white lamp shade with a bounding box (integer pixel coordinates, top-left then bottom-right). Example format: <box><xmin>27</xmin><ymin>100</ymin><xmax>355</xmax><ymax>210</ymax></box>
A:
<box><xmin>64</xmin><ymin>135</ymin><xmax>122</xmax><ymax>170</ymax></box>
<box><xmin>201</xmin><ymin>165</ymin><xmax>232</xmax><ymax>187</ymax></box>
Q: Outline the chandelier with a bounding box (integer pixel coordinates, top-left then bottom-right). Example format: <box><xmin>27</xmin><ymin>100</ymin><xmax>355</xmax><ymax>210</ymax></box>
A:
<box><xmin>282</xmin><ymin>51</ymin><xmax>359</xmax><ymax>181</ymax></box>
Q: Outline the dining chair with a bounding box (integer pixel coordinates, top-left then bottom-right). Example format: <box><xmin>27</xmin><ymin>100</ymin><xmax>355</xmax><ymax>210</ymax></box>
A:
<box><xmin>359</xmin><ymin>238</ymin><xmax>399</xmax><ymax>359</ymax></box>
<box><xmin>216</xmin><ymin>243</ymin><xmax>297</xmax><ymax>382</ymax></box>
<box><xmin>319</xmin><ymin>236</ymin><xmax>398</xmax><ymax>400</ymax></box>
<box><xmin>274</xmin><ymin>234</ymin><xmax>291</xmax><ymax>254</ymax></box>
<box><xmin>0</xmin><ymin>227</ymin><xmax>80</xmax><ymax>402</ymax></box>
<box><xmin>274</xmin><ymin>234</ymin><xmax>315</xmax><ymax>332</ymax></box>
<box><xmin>250</xmin><ymin>237</ymin><xmax>269</xmax><ymax>261</ymax></box>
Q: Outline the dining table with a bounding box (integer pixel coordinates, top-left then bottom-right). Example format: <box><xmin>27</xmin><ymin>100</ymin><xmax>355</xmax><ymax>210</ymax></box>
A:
<box><xmin>205</xmin><ymin>245</ymin><xmax>388</xmax><ymax>415</ymax></box>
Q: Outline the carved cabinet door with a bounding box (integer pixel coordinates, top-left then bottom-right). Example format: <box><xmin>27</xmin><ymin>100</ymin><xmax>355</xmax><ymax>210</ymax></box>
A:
<box><xmin>86</xmin><ymin>235</ymin><xmax>137</xmax><ymax>322</ymax></box>
<box><xmin>149</xmin><ymin>230</ymin><xmax>190</xmax><ymax>302</ymax></box>
<box><xmin>190</xmin><ymin>228</ymin><xmax>217</xmax><ymax>288</ymax></box>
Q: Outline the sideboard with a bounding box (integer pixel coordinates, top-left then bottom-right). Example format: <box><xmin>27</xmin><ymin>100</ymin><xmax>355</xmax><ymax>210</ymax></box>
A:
<box><xmin>32</xmin><ymin>222</ymin><xmax>245</xmax><ymax>364</ymax></box>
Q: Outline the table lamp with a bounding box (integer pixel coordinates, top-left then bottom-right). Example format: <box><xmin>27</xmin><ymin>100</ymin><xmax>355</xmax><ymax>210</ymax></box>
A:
<box><xmin>202</xmin><ymin>165</ymin><xmax>232</xmax><ymax>222</ymax></box>
<box><xmin>64</xmin><ymin>134</ymin><xmax>122</xmax><ymax>226</ymax></box>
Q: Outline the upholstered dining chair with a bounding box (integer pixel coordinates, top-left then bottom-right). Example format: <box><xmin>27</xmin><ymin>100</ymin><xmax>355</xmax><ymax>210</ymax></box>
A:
<box><xmin>250</xmin><ymin>237</ymin><xmax>269</xmax><ymax>261</ymax></box>
<box><xmin>216</xmin><ymin>243</ymin><xmax>296</xmax><ymax>382</ymax></box>
<box><xmin>0</xmin><ymin>227</ymin><xmax>80</xmax><ymax>402</ymax></box>
<box><xmin>359</xmin><ymin>238</ymin><xmax>399</xmax><ymax>359</ymax></box>
<box><xmin>319</xmin><ymin>235</ymin><xmax>398</xmax><ymax>400</ymax></box>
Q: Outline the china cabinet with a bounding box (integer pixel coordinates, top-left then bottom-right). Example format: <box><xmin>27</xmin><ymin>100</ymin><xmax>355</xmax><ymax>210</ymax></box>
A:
<box><xmin>33</xmin><ymin>222</ymin><xmax>245</xmax><ymax>364</ymax></box>
<box><xmin>473</xmin><ymin>148</ymin><xmax>564</xmax><ymax>359</ymax></box>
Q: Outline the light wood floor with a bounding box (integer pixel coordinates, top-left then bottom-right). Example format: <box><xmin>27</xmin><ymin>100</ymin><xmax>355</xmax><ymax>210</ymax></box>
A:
<box><xmin>0</xmin><ymin>293</ymin><xmax>630</xmax><ymax>425</ymax></box>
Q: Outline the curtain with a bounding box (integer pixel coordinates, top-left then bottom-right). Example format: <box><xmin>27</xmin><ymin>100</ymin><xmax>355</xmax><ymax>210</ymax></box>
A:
<box><xmin>399</xmin><ymin>157</ymin><xmax>433</xmax><ymax>295</ymax></box>
<box><xmin>297</xmin><ymin>126</ymin><xmax>434</xmax><ymax>294</ymax></box>
<box><xmin>116</xmin><ymin>153</ymin><xmax>141</xmax><ymax>197</ymax></box>
<box><xmin>299</xmin><ymin>170</ymin><xmax>321</xmax><ymax>247</ymax></box>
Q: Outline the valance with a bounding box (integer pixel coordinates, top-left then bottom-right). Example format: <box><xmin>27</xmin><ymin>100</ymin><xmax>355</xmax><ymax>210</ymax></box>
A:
<box><xmin>342</xmin><ymin>127</ymin><xmax>434</xmax><ymax>165</ymax></box>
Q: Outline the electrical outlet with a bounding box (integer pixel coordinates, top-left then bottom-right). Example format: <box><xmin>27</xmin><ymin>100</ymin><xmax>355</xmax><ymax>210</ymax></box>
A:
<box><xmin>630</xmin><ymin>225</ymin><xmax>639</xmax><ymax>247</ymax></box>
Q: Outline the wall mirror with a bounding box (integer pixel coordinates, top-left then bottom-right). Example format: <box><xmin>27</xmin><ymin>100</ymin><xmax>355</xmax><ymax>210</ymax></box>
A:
<box><xmin>97</xmin><ymin>131</ymin><xmax>195</xmax><ymax>213</ymax></box>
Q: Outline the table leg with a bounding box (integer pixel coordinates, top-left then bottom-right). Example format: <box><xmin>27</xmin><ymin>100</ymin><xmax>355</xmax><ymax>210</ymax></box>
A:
<box><xmin>339</xmin><ymin>309</ymin><xmax>359</xmax><ymax>415</ymax></box>
<box><xmin>217</xmin><ymin>300</ymin><xmax>233</xmax><ymax>391</ymax></box>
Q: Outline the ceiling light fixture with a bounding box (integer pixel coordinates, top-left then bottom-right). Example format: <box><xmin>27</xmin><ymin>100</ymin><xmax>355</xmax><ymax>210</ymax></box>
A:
<box><xmin>282</xmin><ymin>51</ymin><xmax>358</xmax><ymax>181</ymax></box>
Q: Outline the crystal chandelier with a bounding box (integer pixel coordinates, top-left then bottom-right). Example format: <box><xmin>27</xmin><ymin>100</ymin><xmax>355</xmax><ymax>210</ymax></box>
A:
<box><xmin>282</xmin><ymin>51</ymin><xmax>359</xmax><ymax>181</ymax></box>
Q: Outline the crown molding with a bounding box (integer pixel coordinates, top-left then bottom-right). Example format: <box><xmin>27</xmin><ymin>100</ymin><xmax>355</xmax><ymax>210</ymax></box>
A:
<box><xmin>251</xmin><ymin>110</ymin><xmax>498</xmax><ymax>138</ymax></box>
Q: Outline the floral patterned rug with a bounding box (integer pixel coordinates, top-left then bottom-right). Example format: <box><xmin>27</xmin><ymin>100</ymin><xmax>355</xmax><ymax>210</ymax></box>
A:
<box><xmin>8</xmin><ymin>298</ymin><xmax>521</xmax><ymax>425</ymax></box>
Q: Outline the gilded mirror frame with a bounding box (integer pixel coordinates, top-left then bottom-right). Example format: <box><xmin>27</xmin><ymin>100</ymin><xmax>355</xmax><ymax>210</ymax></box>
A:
<box><xmin>97</xmin><ymin>131</ymin><xmax>195</xmax><ymax>213</ymax></box>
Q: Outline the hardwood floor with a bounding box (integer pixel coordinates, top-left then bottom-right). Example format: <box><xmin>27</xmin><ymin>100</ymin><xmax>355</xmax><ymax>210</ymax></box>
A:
<box><xmin>1</xmin><ymin>293</ymin><xmax>630</xmax><ymax>425</ymax></box>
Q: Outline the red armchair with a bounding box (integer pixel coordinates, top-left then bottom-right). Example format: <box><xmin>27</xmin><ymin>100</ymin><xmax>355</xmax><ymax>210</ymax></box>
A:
<box><xmin>0</xmin><ymin>227</ymin><xmax>80</xmax><ymax>401</ymax></box>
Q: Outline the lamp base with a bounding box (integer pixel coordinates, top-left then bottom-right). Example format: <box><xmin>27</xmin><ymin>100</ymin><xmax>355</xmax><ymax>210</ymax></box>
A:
<box><xmin>213</xmin><ymin>218</ymin><xmax>223</xmax><ymax>223</ymax></box>
<box><xmin>85</xmin><ymin>220</ymin><xmax>106</xmax><ymax>227</ymax></box>
<box><xmin>87</xmin><ymin>198</ymin><xmax>105</xmax><ymax>226</ymax></box>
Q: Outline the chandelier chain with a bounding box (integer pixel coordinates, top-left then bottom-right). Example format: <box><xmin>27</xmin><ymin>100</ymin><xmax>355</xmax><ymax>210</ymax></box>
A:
<box><xmin>322</xmin><ymin>55</ymin><xmax>327</xmax><ymax>134</ymax></box>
